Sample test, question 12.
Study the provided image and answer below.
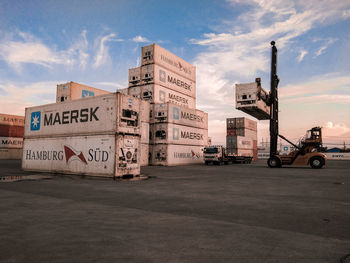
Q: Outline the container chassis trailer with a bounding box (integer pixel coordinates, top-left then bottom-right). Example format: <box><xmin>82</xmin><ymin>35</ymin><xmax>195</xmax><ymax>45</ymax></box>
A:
<box><xmin>203</xmin><ymin>145</ymin><xmax>252</xmax><ymax>165</ymax></box>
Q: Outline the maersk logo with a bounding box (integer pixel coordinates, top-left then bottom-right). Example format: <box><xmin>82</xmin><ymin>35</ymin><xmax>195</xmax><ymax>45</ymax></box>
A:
<box><xmin>82</xmin><ymin>90</ymin><xmax>95</xmax><ymax>98</ymax></box>
<box><xmin>173</xmin><ymin>128</ymin><xmax>179</xmax><ymax>140</ymax></box>
<box><xmin>30</xmin><ymin>111</ymin><xmax>41</xmax><ymax>131</ymax></box>
<box><xmin>173</xmin><ymin>107</ymin><xmax>180</xmax><ymax>120</ymax></box>
<box><xmin>159</xmin><ymin>69</ymin><xmax>166</xmax><ymax>82</ymax></box>
<box><xmin>159</xmin><ymin>90</ymin><xmax>166</xmax><ymax>102</ymax></box>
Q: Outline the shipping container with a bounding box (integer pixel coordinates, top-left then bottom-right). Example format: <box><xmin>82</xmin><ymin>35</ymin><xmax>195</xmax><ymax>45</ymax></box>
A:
<box><xmin>0</xmin><ymin>125</ymin><xmax>24</xmax><ymax>138</ymax></box>
<box><xmin>22</xmin><ymin>134</ymin><xmax>140</xmax><ymax>177</ymax></box>
<box><xmin>226</xmin><ymin>128</ymin><xmax>257</xmax><ymax>137</ymax></box>
<box><xmin>235</xmin><ymin>82</ymin><xmax>270</xmax><ymax>120</ymax></box>
<box><xmin>151</xmin><ymin>123</ymin><xmax>208</xmax><ymax>146</ymax></box>
<box><xmin>56</xmin><ymin>81</ymin><xmax>111</xmax><ymax>103</ymax></box>
<box><xmin>141</xmin><ymin>122</ymin><xmax>150</xmax><ymax>144</ymax></box>
<box><xmin>128</xmin><ymin>86</ymin><xmax>141</xmax><ymax>98</ymax></box>
<box><xmin>141</xmin><ymin>44</ymin><xmax>196</xmax><ymax>82</ymax></box>
<box><xmin>226</xmin><ymin>136</ymin><xmax>255</xmax><ymax>149</ymax></box>
<box><xmin>117</xmin><ymin>88</ymin><xmax>129</xmax><ymax>95</ymax></box>
<box><xmin>226</xmin><ymin>148</ymin><xmax>254</xmax><ymax>157</ymax></box>
<box><xmin>140</xmin><ymin>100</ymin><xmax>151</xmax><ymax>123</ymax></box>
<box><xmin>0</xmin><ymin>148</ymin><xmax>22</xmax><ymax>160</ymax></box>
<box><xmin>226</xmin><ymin>117</ymin><xmax>257</xmax><ymax>131</ymax></box>
<box><xmin>151</xmin><ymin>144</ymin><xmax>204</xmax><ymax>166</ymax></box>
<box><xmin>0</xmin><ymin>113</ymin><xmax>25</xmax><ymax>126</ymax></box>
<box><xmin>141</xmin><ymin>64</ymin><xmax>196</xmax><ymax>98</ymax></box>
<box><xmin>24</xmin><ymin>93</ymin><xmax>141</xmax><ymax>138</ymax></box>
<box><xmin>152</xmin><ymin>102</ymin><xmax>208</xmax><ymax>129</ymax></box>
<box><xmin>0</xmin><ymin>137</ymin><xmax>23</xmax><ymax>149</ymax></box>
<box><xmin>140</xmin><ymin>143</ymin><xmax>150</xmax><ymax>166</ymax></box>
<box><xmin>128</xmin><ymin>67</ymin><xmax>142</xmax><ymax>87</ymax></box>
<box><xmin>226</xmin><ymin>118</ymin><xmax>236</xmax><ymax>129</ymax></box>
<box><xmin>141</xmin><ymin>84</ymin><xmax>196</xmax><ymax>109</ymax></box>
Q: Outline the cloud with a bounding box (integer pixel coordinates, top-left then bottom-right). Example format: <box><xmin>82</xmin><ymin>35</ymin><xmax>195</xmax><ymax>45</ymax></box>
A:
<box><xmin>297</xmin><ymin>49</ymin><xmax>308</xmax><ymax>62</ymax></box>
<box><xmin>93</xmin><ymin>81</ymin><xmax>125</xmax><ymax>90</ymax></box>
<box><xmin>93</xmin><ymin>33</ymin><xmax>123</xmax><ymax>68</ymax></box>
<box><xmin>313</xmin><ymin>37</ymin><xmax>337</xmax><ymax>57</ymax></box>
<box><xmin>131</xmin><ymin>35</ymin><xmax>151</xmax><ymax>43</ymax></box>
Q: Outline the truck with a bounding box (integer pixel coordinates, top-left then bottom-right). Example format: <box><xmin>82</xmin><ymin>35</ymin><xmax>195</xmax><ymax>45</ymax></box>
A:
<box><xmin>203</xmin><ymin>145</ymin><xmax>252</xmax><ymax>165</ymax></box>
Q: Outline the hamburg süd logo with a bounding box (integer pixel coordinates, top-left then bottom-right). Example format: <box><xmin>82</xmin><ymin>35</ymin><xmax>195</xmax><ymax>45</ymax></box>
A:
<box><xmin>64</xmin><ymin>145</ymin><xmax>87</xmax><ymax>164</ymax></box>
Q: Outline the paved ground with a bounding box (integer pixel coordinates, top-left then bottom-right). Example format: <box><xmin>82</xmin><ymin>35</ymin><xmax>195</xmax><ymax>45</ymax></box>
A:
<box><xmin>0</xmin><ymin>160</ymin><xmax>349</xmax><ymax>263</ymax></box>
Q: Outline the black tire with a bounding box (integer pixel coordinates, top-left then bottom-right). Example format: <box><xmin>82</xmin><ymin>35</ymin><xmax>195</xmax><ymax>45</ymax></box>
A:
<box><xmin>205</xmin><ymin>161</ymin><xmax>210</xmax><ymax>165</ymax></box>
<box><xmin>310</xmin><ymin>156</ymin><xmax>324</xmax><ymax>169</ymax></box>
<box><xmin>267</xmin><ymin>156</ymin><xmax>281</xmax><ymax>168</ymax></box>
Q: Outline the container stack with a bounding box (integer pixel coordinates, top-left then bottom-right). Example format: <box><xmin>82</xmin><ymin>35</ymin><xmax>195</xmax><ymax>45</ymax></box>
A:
<box><xmin>22</xmin><ymin>93</ymin><xmax>142</xmax><ymax>178</ymax></box>
<box><xmin>0</xmin><ymin>114</ymin><xmax>24</xmax><ymax>159</ymax></box>
<box><xmin>127</xmin><ymin>43</ymin><xmax>208</xmax><ymax>166</ymax></box>
<box><xmin>226</xmin><ymin>117</ymin><xmax>258</xmax><ymax>160</ymax></box>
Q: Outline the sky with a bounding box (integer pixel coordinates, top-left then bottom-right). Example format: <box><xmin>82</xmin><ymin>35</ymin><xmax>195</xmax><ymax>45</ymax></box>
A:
<box><xmin>0</xmin><ymin>0</ymin><xmax>349</xmax><ymax>147</ymax></box>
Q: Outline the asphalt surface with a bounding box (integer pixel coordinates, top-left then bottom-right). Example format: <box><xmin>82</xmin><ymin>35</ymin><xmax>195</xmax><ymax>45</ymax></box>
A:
<box><xmin>0</xmin><ymin>159</ymin><xmax>349</xmax><ymax>263</ymax></box>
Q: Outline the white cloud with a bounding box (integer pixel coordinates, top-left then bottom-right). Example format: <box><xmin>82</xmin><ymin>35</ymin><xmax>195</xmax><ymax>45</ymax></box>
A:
<box><xmin>314</xmin><ymin>38</ymin><xmax>337</xmax><ymax>57</ymax></box>
<box><xmin>297</xmin><ymin>49</ymin><xmax>308</xmax><ymax>62</ymax></box>
<box><xmin>93</xmin><ymin>33</ymin><xmax>123</xmax><ymax>68</ymax></box>
<box><xmin>132</xmin><ymin>35</ymin><xmax>151</xmax><ymax>43</ymax></box>
<box><xmin>93</xmin><ymin>81</ymin><xmax>125</xmax><ymax>90</ymax></box>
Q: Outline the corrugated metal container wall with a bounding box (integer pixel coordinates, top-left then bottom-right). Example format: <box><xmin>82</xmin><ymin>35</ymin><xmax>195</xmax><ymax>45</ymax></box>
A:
<box><xmin>0</xmin><ymin>114</ymin><xmax>25</xmax><ymax>126</ymax></box>
<box><xmin>22</xmin><ymin>134</ymin><xmax>140</xmax><ymax>177</ymax></box>
<box><xmin>128</xmin><ymin>86</ymin><xmax>141</xmax><ymax>98</ymax></box>
<box><xmin>0</xmin><ymin>148</ymin><xmax>22</xmax><ymax>160</ymax></box>
<box><xmin>152</xmin><ymin>123</ymin><xmax>208</xmax><ymax>146</ymax></box>
<box><xmin>226</xmin><ymin>128</ymin><xmax>257</xmax><ymax>138</ymax></box>
<box><xmin>152</xmin><ymin>103</ymin><xmax>208</xmax><ymax>130</ymax></box>
<box><xmin>56</xmin><ymin>82</ymin><xmax>111</xmax><ymax>103</ymax></box>
<box><xmin>0</xmin><ymin>137</ymin><xmax>23</xmax><ymax>148</ymax></box>
<box><xmin>235</xmin><ymin>83</ymin><xmax>270</xmax><ymax>120</ymax></box>
<box><xmin>0</xmin><ymin>125</ymin><xmax>24</xmax><ymax>137</ymax></box>
<box><xmin>226</xmin><ymin>136</ymin><xmax>255</xmax><ymax>149</ymax></box>
<box><xmin>128</xmin><ymin>67</ymin><xmax>142</xmax><ymax>87</ymax></box>
<box><xmin>24</xmin><ymin>93</ymin><xmax>141</xmax><ymax>138</ymax></box>
<box><xmin>141</xmin><ymin>44</ymin><xmax>196</xmax><ymax>82</ymax></box>
<box><xmin>226</xmin><ymin>148</ymin><xmax>254</xmax><ymax>157</ymax></box>
<box><xmin>140</xmin><ymin>100</ymin><xmax>151</xmax><ymax>123</ymax></box>
<box><xmin>226</xmin><ymin>118</ymin><xmax>236</xmax><ymax>129</ymax></box>
<box><xmin>141</xmin><ymin>122</ymin><xmax>150</xmax><ymax>144</ymax></box>
<box><xmin>141</xmin><ymin>64</ymin><xmax>196</xmax><ymax>98</ymax></box>
<box><xmin>117</xmin><ymin>88</ymin><xmax>129</xmax><ymax>95</ymax></box>
<box><xmin>140</xmin><ymin>143</ymin><xmax>150</xmax><ymax>166</ymax></box>
<box><xmin>151</xmin><ymin>144</ymin><xmax>204</xmax><ymax>166</ymax></box>
<box><xmin>141</xmin><ymin>84</ymin><xmax>196</xmax><ymax>109</ymax></box>
<box><xmin>235</xmin><ymin>117</ymin><xmax>257</xmax><ymax>131</ymax></box>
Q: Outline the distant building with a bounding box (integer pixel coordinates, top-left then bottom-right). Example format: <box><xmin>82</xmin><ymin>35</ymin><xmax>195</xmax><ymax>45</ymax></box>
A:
<box><xmin>327</xmin><ymin>147</ymin><xmax>341</xmax><ymax>153</ymax></box>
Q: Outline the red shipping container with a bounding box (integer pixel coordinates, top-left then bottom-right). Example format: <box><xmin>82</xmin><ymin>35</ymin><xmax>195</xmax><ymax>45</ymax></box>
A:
<box><xmin>0</xmin><ymin>125</ymin><xmax>24</xmax><ymax>138</ymax></box>
<box><xmin>227</xmin><ymin>129</ymin><xmax>237</xmax><ymax>136</ymax></box>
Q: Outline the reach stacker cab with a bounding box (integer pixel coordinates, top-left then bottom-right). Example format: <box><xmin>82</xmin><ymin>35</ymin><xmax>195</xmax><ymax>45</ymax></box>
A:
<box><xmin>266</xmin><ymin>41</ymin><xmax>326</xmax><ymax>169</ymax></box>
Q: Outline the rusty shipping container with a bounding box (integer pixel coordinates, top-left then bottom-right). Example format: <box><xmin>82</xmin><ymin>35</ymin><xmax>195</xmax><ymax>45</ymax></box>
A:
<box><xmin>226</xmin><ymin>128</ymin><xmax>257</xmax><ymax>137</ymax></box>
<box><xmin>235</xmin><ymin>82</ymin><xmax>270</xmax><ymax>120</ymax></box>
<box><xmin>151</xmin><ymin>144</ymin><xmax>204</xmax><ymax>166</ymax></box>
<box><xmin>24</xmin><ymin>93</ymin><xmax>141</xmax><ymax>138</ymax></box>
<box><xmin>152</xmin><ymin>103</ymin><xmax>208</xmax><ymax>130</ymax></box>
<box><xmin>0</xmin><ymin>113</ymin><xmax>25</xmax><ymax>126</ymax></box>
<box><xmin>128</xmin><ymin>67</ymin><xmax>142</xmax><ymax>87</ymax></box>
<box><xmin>151</xmin><ymin>123</ymin><xmax>208</xmax><ymax>146</ymax></box>
<box><xmin>141</xmin><ymin>84</ymin><xmax>196</xmax><ymax>109</ymax></box>
<box><xmin>0</xmin><ymin>137</ymin><xmax>23</xmax><ymax>149</ymax></box>
<box><xmin>22</xmin><ymin>134</ymin><xmax>140</xmax><ymax>178</ymax></box>
<box><xmin>141</xmin><ymin>64</ymin><xmax>196</xmax><ymax>98</ymax></box>
<box><xmin>56</xmin><ymin>81</ymin><xmax>111</xmax><ymax>103</ymax></box>
<box><xmin>0</xmin><ymin>125</ymin><xmax>24</xmax><ymax>138</ymax></box>
<box><xmin>141</xmin><ymin>44</ymin><xmax>196</xmax><ymax>82</ymax></box>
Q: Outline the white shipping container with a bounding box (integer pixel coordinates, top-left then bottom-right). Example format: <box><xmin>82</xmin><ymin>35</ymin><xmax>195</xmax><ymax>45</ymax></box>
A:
<box><xmin>142</xmin><ymin>44</ymin><xmax>196</xmax><ymax>82</ymax></box>
<box><xmin>226</xmin><ymin>148</ymin><xmax>254</xmax><ymax>157</ymax></box>
<box><xmin>128</xmin><ymin>86</ymin><xmax>141</xmax><ymax>98</ymax></box>
<box><xmin>117</xmin><ymin>88</ymin><xmax>129</xmax><ymax>95</ymax></box>
<box><xmin>151</xmin><ymin>123</ymin><xmax>208</xmax><ymax>146</ymax></box>
<box><xmin>141</xmin><ymin>122</ymin><xmax>150</xmax><ymax>144</ymax></box>
<box><xmin>152</xmin><ymin>103</ymin><xmax>208</xmax><ymax>130</ymax></box>
<box><xmin>140</xmin><ymin>143</ymin><xmax>150</xmax><ymax>166</ymax></box>
<box><xmin>128</xmin><ymin>67</ymin><xmax>142</xmax><ymax>87</ymax></box>
<box><xmin>151</xmin><ymin>144</ymin><xmax>204</xmax><ymax>166</ymax></box>
<box><xmin>140</xmin><ymin>100</ymin><xmax>151</xmax><ymax>123</ymax></box>
<box><xmin>22</xmin><ymin>134</ymin><xmax>140</xmax><ymax>177</ymax></box>
<box><xmin>0</xmin><ymin>148</ymin><xmax>22</xmax><ymax>159</ymax></box>
<box><xmin>56</xmin><ymin>81</ymin><xmax>111</xmax><ymax>103</ymax></box>
<box><xmin>235</xmin><ymin>82</ymin><xmax>270</xmax><ymax>120</ymax></box>
<box><xmin>0</xmin><ymin>137</ymin><xmax>23</xmax><ymax>149</ymax></box>
<box><xmin>0</xmin><ymin>114</ymin><xmax>25</xmax><ymax>126</ymax></box>
<box><xmin>141</xmin><ymin>84</ymin><xmax>196</xmax><ymax>109</ymax></box>
<box><xmin>24</xmin><ymin>93</ymin><xmax>141</xmax><ymax>138</ymax></box>
<box><xmin>141</xmin><ymin>64</ymin><xmax>196</xmax><ymax>98</ymax></box>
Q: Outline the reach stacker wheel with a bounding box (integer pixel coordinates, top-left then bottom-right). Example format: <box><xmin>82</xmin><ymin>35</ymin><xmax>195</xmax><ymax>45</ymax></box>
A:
<box><xmin>310</xmin><ymin>156</ymin><xmax>324</xmax><ymax>169</ymax></box>
<box><xmin>267</xmin><ymin>156</ymin><xmax>281</xmax><ymax>168</ymax></box>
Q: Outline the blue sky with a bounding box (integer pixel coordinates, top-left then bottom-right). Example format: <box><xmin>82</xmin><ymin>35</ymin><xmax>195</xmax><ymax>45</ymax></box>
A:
<box><xmin>0</xmin><ymin>0</ymin><xmax>349</xmax><ymax>146</ymax></box>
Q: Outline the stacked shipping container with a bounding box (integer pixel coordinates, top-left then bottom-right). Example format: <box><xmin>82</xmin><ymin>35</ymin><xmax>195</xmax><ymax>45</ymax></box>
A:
<box><xmin>127</xmin><ymin>43</ymin><xmax>208</xmax><ymax>166</ymax></box>
<box><xmin>22</xmin><ymin>93</ymin><xmax>142</xmax><ymax>178</ymax></box>
<box><xmin>226</xmin><ymin>117</ymin><xmax>258</xmax><ymax>160</ymax></box>
<box><xmin>0</xmin><ymin>114</ymin><xmax>24</xmax><ymax>159</ymax></box>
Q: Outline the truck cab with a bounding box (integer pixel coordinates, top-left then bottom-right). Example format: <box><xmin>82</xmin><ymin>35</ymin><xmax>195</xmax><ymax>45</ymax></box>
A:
<box><xmin>203</xmin><ymin>145</ymin><xmax>225</xmax><ymax>165</ymax></box>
